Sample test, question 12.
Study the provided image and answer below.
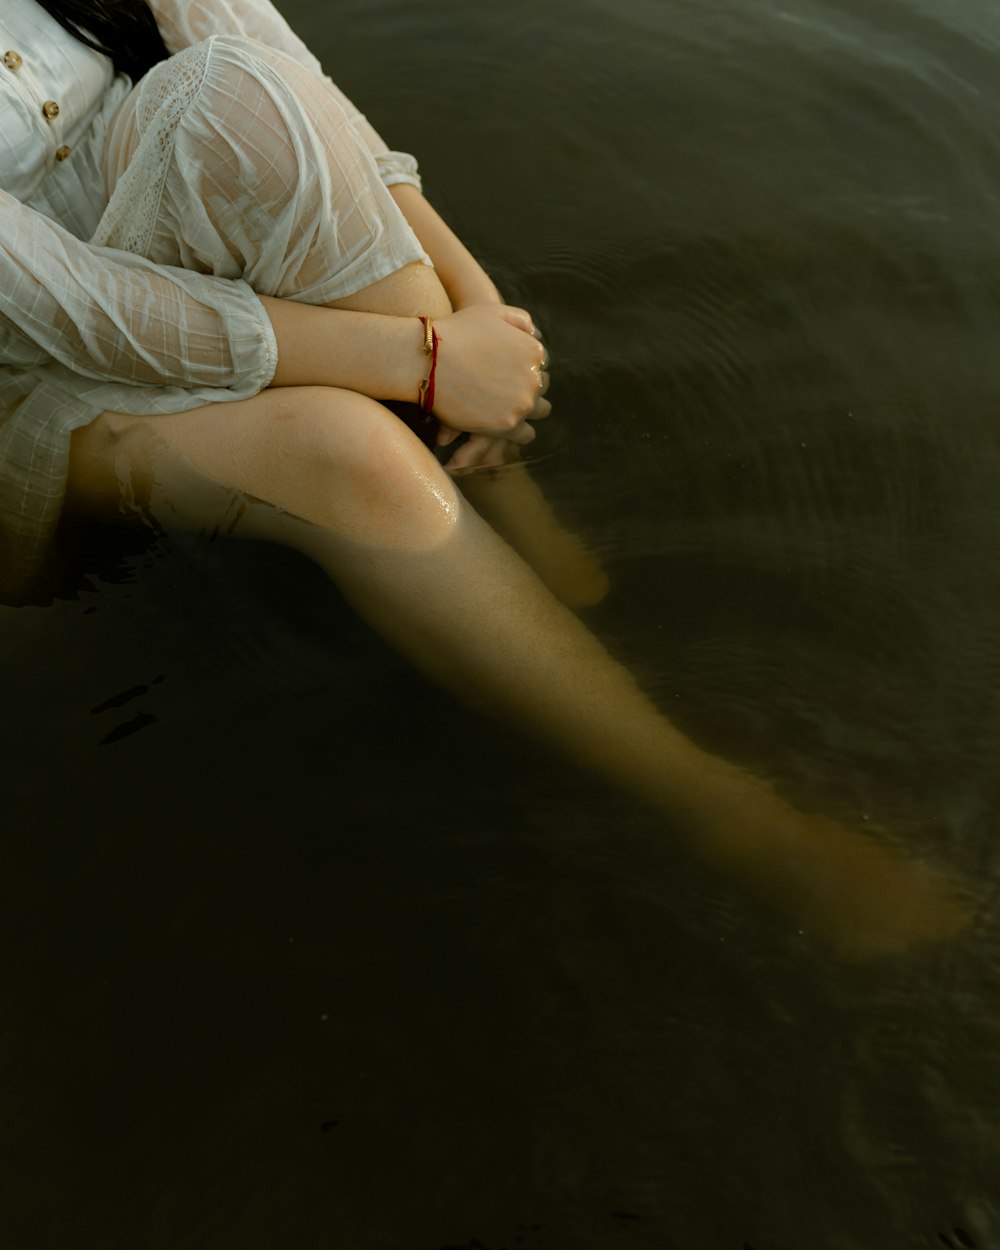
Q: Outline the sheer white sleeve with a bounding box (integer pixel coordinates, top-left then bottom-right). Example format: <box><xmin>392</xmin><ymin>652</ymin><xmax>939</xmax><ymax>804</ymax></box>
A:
<box><xmin>145</xmin><ymin>0</ymin><xmax>422</xmax><ymax>189</ymax></box>
<box><xmin>0</xmin><ymin>189</ymin><xmax>277</xmax><ymax>393</ymax></box>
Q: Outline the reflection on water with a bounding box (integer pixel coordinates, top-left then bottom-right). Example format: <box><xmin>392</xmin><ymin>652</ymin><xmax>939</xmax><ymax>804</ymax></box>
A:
<box><xmin>4</xmin><ymin>0</ymin><xmax>1000</xmax><ymax>1245</ymax></box>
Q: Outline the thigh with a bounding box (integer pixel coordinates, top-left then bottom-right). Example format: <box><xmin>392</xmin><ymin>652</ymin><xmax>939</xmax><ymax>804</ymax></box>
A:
<box><xmin>64</xmin><ymin>385</ymin><xmax>460</xmax><ymax>550</ymax></box>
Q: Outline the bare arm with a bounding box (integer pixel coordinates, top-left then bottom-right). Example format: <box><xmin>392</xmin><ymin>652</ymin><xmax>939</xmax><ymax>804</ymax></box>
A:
<box><xmin>259</xmin><ymin>298</ymin><xmax>425</xmax><ymax>397</ymax></box>
<box><xmin>388</xmin><ymin>186</ymin><xmax>502</xmax><ymax>311</ymax></box>
<box><xmin>384</xmin><ymin>188</ymin><xmax>610</xmax><ymax>607</ymax></box>
<box><xmin>257</xmin><ymin>295</ymin><xmax>547</xmax><ymax>443</ymax></box>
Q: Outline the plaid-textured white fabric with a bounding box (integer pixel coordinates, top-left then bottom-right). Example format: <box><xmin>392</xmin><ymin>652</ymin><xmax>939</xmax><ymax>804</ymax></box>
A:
<box><xmin>1</xmin><ymin>0</ymin><xmax>427</xmax><ymax>599</ymax></box>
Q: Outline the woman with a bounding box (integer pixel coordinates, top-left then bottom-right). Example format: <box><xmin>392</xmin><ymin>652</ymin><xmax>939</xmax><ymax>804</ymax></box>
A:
<box><xmin>0</xmin><ymin>0</ymin><xmax>971</xmax><ymax>956</ymax></box>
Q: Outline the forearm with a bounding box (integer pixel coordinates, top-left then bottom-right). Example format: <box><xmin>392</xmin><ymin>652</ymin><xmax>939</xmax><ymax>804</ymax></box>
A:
<box><xmin>389</xmin><ymin>185</ymin><xmax>501</xmax><ymax>309</ymax></box>
<box><xmin>258</xmin><ymin>292</ymin><xmax>545</xmax><ymax>443</ymax></box>
<box><xmin>258</xmin><ymin>296</ymin><xmax>425</xmax><ymax>396</ymax></box>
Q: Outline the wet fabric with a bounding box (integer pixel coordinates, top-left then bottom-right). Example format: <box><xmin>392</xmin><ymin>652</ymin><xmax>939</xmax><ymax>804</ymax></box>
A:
<box><xmin>0</xmin><ymin>0</ymin><xmax>428</xmax><ymax>598</ymax></box>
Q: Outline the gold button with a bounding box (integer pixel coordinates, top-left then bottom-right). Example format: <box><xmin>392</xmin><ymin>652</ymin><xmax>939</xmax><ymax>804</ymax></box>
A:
<box><xmin>3</xmin><ymin>50</ymin><xmax>23</xmax><ymax>70</ymax></box>
<box><xmin>42</xmin><ymin>100</ymin><xmax>60</xmax><ymax>120</ymax></box>
<box><xmin>55</xmin><ymin>145</ymin><xmax>71</xmax><ymax>162</ymax></box>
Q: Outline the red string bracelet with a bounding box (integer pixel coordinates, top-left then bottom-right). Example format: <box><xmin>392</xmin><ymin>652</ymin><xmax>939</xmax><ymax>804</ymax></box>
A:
<box><xmin>417</xmin><ymin>315</ymin><xmax>439</xmax><ymax>414</ymax></box>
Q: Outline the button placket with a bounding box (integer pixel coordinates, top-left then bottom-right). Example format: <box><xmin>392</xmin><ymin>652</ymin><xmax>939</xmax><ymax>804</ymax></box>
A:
<box><xmin>1</xmin><ymin>45</ymin><xmax>59</xmax><ymax>160</ymax></box>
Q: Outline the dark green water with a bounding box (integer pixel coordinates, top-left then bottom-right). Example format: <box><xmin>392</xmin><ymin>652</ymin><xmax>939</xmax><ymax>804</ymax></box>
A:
<box><xmin>4</xmin><ymin>0</ymin><xmax>1000</xmax><ymax>1246</ymax></box>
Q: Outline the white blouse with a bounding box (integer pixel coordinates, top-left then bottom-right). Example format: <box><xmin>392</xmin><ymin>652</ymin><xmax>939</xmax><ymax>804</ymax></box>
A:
<box><xmin>0</xmin><ymin>0</ymin><xmax>427</xmax><ymax>596</ymax></box>
<box><xmin>0</xmin><ymin>0</ymin><xmax>424</xmax><ymax>390</ymax></box>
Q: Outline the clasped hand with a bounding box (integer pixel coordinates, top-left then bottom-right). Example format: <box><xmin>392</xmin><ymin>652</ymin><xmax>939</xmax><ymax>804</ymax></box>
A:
<box><xmin>429</xmin><ymin>303</ymin><xmax>550</xmax><ymax>465</ymax></box>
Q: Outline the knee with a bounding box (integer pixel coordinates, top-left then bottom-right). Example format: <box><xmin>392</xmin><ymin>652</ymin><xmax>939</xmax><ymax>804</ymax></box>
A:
<box><xmin>268</xmin><ymin>388</ymin><xmax>462</xmax><ymax>549</ymax></box>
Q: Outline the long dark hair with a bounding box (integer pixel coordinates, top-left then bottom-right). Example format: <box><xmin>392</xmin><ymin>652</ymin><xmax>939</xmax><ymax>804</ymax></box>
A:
<box><xmin>34</xmin><ymin>0</ymin><xmax>170</xmax><ymax>82</ymax></box>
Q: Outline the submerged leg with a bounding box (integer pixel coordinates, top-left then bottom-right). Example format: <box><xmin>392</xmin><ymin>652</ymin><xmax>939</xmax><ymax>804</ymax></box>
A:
<box><xmin>72</xmin><ymin>44</ymin><xmax>967</xmax><ymax>958</ymax></box>
<box><xmin>68</xmin><ymin>388</ymin><xmax>970</xmax><ymax>959</ymax></box>
<box><xmin>455</xmin><ymin>461</ymin><xmax>610</xmax><ymax>608</ymax></box>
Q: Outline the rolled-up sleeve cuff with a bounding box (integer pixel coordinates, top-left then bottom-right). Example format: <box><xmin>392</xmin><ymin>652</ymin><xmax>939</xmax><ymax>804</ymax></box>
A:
<box><xmin>375</xmin><ymin>150</ymin><xmax>422</xmax><ymax>193</ymax></box>
<box><xmin>232</xmin><ymin>280</ymin><xmax>280</xmax><ymax>395</ymax></box>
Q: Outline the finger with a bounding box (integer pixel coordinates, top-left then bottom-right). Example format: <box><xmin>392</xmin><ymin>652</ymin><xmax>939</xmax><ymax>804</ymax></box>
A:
<box><xmin>444</xmin><ymin>434</ymin><xmax>501</xmax><ymax>471</ymax></box>
<box><xmin>448</xmin><ymin>439</ymin><xmax>506</xmax><ymax>473</ymax></box>
<box><xmin>504</xmin><ymin>420</ymin><xmax>538</xmax><ymax>447</ymax></box>
<box><xmin>479</xmin><ymin>438</ymin><xmax>521</xmax><ymax>469</ymax></box>
<box><xmin>434</xmin><ymin>430</ymin><xmax>471</xmax><ymax>466</ymax></box>
<box><xmin>435</xmin><ymin>427</ymin><xmax>462</xmax><ymax>448</ymax></box>
<box><xmin>537</xmin><ymin>369</ymin><xmax>551</xmax><ymax>397</ymax></box>
<box><xmin>452</xmin><ymin>437</ymin><xmax>524</xmax><ymax>474</ymax></box>
<box><xmin>461</xmin><ymin>434</ymin><xmax>498</xmax><ymax>460</ymax></box>
<box><xmin>445</xmin><ymin>444</ymin><xmax>484</xmax><ymax>472</ymax></box>
<box><xmin>497</xmin><ymin>305</ymin><xmax>536</xmax><ymax>336</ymax></box>
<box><xmin>529</xmin><ymin>396</ymin><xmax>552</xmax><ymax>421</ymax></box>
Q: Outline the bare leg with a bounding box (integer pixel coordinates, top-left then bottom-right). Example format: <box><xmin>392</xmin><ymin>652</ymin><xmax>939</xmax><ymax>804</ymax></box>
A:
<box><xmin>67</xmin><ymin>382</ymin><xmax>971</xmax><ymax>960</ymax></box>
<box><xmin>325</xmin><ymin>267</ymin><xmax>611</xmax><ymax>608</ymax></box>
<box><xmin>456</xmin><ymin>462</ymin><xmax>610</xmax><ymax>608</ymax></box>
<box><xmin>70</xmin><ymin>49</ymin><xmax>969</xmax><ymax>954</ymax></box>
<box><xmin>103</xmin><ymin>32</ymin><xmax>606</xmax><ymax>610</ymax></box>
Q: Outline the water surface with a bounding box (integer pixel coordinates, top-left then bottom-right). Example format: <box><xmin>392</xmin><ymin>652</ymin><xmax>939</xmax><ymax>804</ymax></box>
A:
<box><xmin>3</xmin><ymin>0</ymin><xmax>1000</xmax><ymax>1246</ymax></box>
